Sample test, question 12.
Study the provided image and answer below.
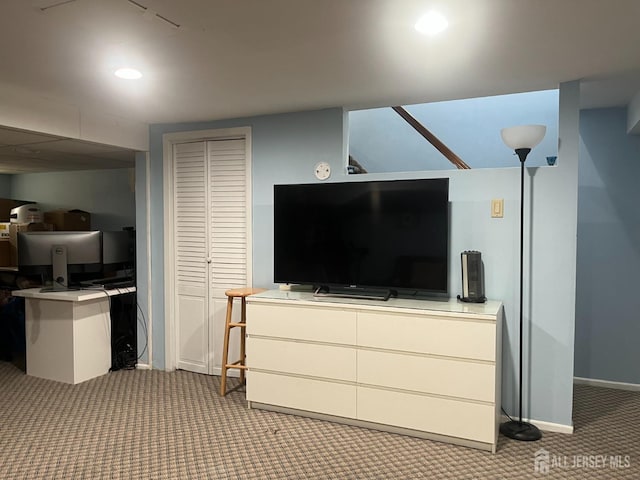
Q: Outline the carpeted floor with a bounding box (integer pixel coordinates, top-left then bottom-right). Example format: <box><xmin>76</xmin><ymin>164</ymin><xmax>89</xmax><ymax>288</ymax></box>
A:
<box><xmin>0</xmin><ymin>361</ymin><xmax>638</xmax><ymax>479</ymax></box>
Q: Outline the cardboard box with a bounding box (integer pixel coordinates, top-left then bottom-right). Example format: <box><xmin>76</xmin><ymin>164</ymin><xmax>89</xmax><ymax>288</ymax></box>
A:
<box><xmin>0</xmin><ymin>222</ymin><xmax>10</xmax><ymax>239</ymax></box>
<box><xmin>44</xmin><ymin>209</ymin><xmax>91</xmax><ymax>231</ymax></box>
<box><xmin>0</xmin><ymin>239</ymin><xmax>10</xmax><ymax>266</ymax></box>
<box><xmin>0</xmin><ymin>198</ymin><xmax>34</xmax><ymax>222</ymax></box>
<box><xmin>9</xmin><ymin>222</ymin><xmax>54</xmax><ymax>266</ymax></box>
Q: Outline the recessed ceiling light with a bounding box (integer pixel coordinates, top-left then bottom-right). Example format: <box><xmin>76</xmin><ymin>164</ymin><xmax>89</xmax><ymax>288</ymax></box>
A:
<box><xmin>415</xmin><ymin>11</ymin><xmax>449</xmax><ymax>36</ymax></box>
<box><xmin>114</xmin><ymin>67</ymin><xmax>143</xmax><ymax>80</ymax></box>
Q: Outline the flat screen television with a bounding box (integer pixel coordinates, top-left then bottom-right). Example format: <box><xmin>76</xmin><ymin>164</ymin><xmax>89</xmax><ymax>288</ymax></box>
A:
<box><xmin>274</xmin><ymin>178</ymin><xmax>449</xmax><ymax>299</ymax></box>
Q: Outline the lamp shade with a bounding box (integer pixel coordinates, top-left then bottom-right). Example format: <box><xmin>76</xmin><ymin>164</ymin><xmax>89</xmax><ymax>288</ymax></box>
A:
<box><xmin>500</xmin><ymin>125</ymin><xmax>546</xmax><ymax>150</ymax></box>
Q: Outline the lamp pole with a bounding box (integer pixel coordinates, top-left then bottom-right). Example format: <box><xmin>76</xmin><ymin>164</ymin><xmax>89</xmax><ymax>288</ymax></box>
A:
<box><xmin>499</xmin><ymin>146</ymin><xmax>542</xmax><ymax>441</ymax></box>
<box><xmin>517</xmin><ymin>147</ymin><xmax>528</xmax><ymax>429</ymax></box>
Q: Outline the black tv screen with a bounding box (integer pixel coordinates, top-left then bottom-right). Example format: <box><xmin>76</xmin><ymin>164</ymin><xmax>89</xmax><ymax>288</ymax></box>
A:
<box><xmin>274</xmin><ymin>178</ymin><xmax>449</xmax><ymax>295</ymax></box>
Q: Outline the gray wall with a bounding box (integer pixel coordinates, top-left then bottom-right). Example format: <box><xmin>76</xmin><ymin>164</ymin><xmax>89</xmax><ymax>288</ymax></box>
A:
<box><xmin>143</xmin><ymin>81</ymin><xmax>580</xmax><ymax>428</ymax></box>
<box><xmin>0</xmin><ymin>175</ymin><xmax>11</xmax><ymax>196</ymax></box>
<box><xmin>10</xmin><ymin>168</ymin><xmax>135</xmax><ymax>231</ymax></box>
<box><xmin>575</xmin><ymin>107</ymin><xmax>640</xmax><ymax>384</ymax></box>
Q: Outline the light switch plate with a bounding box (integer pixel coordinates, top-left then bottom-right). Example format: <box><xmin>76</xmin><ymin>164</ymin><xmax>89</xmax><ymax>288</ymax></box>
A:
<box><xmin>491</xmin><ymin>199</ymin><xmax>504</xmax><ymax>218</ymax></box>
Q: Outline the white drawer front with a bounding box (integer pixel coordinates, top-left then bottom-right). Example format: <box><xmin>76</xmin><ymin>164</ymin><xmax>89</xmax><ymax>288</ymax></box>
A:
<box><xmin>248</xmin><ymin>371</ymin><xmax>356</xmax><ymax>419</ymax></box>
<box><xmin>247</xmin><ymin>303</ymin><xmax>356</xmax><ymax>344</ymax></box>
<box><xmin>357</xmin><ymin>350</ymin><xmax>495</xmax><ymax>402</ymax></box>
<box><xmin>248</xmin><ymin>337</ymin><xmax>356</xmax><ymax>381</ymax></box>
<box><xmin>357</xmin><ymin>311</ymin><xmax>495</xmax><ymax>361</ymax></box>
<box><xmin>357</xmin><ymin>386</ymin><xmax>495</xmax><ymax>444</ymax></box>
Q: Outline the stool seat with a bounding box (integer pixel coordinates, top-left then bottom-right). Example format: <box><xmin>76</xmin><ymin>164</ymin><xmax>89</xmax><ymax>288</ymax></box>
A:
<box><xmin>219</xmin><ymin>287</ymin><xmax>267</xmax><ymax>396</ymax></box>
<box><xmin>225</xmin><ymin>287</ymin><xmax>267</xmax><ymax>298</ymax></box>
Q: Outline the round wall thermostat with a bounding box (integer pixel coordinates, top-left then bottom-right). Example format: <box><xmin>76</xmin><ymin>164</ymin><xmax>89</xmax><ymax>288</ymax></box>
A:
<box><xmin>314</xmin><ymin>161</ymin><xmax>331</xmax><ymax>180</ymax></box>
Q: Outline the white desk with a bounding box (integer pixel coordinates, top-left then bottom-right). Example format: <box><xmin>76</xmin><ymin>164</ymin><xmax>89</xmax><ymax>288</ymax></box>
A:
<box><xmin>12</xmin><ymin>287</ymin><xmax>136</xmax><ymax>384</ymax></box>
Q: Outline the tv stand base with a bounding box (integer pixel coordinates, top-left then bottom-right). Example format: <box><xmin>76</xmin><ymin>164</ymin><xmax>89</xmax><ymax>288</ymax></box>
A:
<box><xmin>313</xmin><ymin>286</ymin><xmax>396</xmax><ymax>301</ymax></box>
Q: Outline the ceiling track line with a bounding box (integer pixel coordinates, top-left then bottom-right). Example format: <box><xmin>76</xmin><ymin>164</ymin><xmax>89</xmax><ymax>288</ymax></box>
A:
<box><xmin>39</xmin><ymin>0</ymin><xmax>77</xmax><ymax>11</ymax></box>
<box><xmin>127</xmin><ymin>0</ymin><xmax>147</xmax><ymax>12</ymax></box>
<box><xmin>127</xmin><ymin>0</ymin><xmax>180</xmax><ymax>29</ymax></box>
<box><xmin>155</xmin><ymin>13</ymin><xmax>180</xmax><ymax>29</ymax></box>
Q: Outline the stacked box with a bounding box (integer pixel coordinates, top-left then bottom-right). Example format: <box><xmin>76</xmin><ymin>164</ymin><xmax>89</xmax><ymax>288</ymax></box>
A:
<box><xmin>0</xmin><ymin>222</ymin><xmax>10</xmax><ymax>239</ymax></box>
<box><xmin>43</xmin><ymin>209</ymin><xmax>91</xmax><ymax>231</ymax></box>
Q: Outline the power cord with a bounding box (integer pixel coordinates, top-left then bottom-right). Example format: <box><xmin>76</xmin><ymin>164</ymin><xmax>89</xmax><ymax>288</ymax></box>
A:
<box><xmin>75</xmin><ymin>282</ymin><xmax>149</xmax><ymax>370</ymax></box>
<box><xmin>110</xmin><ymin>286</ymin><xmax>149</xmax><ymax>367</ymax></box>
<box><xmin>136</xmin><ymin>299</ymin><xmax>149</xmax><ymax>361</ymax></box>
<box><xmin>109</xmin><ymin>286</ymin><xmax>139</xmax><ymax>371</ymax></box>
<box><xmin>501</xmin><ymin>406</ymin><xmax>515</xmax><ymax>423</ymax></box>
<box><xmin>79</xmin><ymin>285</ymin><xmax>140</xmax><ymax>371</ymax></box>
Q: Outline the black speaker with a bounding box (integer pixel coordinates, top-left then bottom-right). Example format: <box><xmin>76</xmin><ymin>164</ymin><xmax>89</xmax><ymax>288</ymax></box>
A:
<box><xmin>459</xmin><ymin>250</ymin><xmax>486</xmax><ymax>303</ymax></box>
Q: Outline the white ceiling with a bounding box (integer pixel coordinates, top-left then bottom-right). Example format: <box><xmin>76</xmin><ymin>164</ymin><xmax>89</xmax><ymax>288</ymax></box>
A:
<box><xmin>1</xmin><ymin>0</ymin><xmax>640</xmax><ymax>173</ymax></box>
<box><xmin>0</xmin><ymin>125</ymin><xmax>136</xmax><ymax>174</ymax></box>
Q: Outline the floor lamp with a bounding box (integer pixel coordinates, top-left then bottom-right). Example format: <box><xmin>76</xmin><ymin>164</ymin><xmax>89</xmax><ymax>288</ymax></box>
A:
<box><xmin>499</xmin><ymin>124</ymin><xmax>546</xmax><ymax>442</ymax></box>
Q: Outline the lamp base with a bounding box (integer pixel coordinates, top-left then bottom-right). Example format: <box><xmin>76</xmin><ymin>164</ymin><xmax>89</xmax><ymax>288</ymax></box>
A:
<box><xmin>500</xmin><ymin>420</ymin><xmax>542</xmax><ymax>441</ymax></box>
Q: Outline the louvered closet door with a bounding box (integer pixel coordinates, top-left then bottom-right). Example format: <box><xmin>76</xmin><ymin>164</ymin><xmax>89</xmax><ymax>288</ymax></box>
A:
<box><xmin>173</xmin><ymin>138</ymin><xmax>250</xmax><ymax>375</ymax></box>
<box><xmin>174</xmin><ymin>142</ymin><xmax>210</xmax><ymax>373</ymax></box>
<box><xmin>208</xmin><ymin>139</ymin><xmax>249</xmax><ymax>374</ymax></box>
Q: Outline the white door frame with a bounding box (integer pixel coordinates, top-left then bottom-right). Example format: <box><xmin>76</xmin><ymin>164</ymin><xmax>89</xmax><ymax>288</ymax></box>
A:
<box><xmin>162</xmin><ymin>126</ymin><xmax>252</xmax><ymax>372</ymax></box>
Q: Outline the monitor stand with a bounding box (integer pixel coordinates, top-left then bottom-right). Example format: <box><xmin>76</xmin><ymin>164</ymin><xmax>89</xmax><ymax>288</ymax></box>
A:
<box><xmin>313</xmin><ymin>286</ymin><xmax>396</xmax><ymax>301</ymax></box>
<box><xmin>40</xmin><ymin>245</ymin><xmax>71</xmax><ymax>293</ymax></box>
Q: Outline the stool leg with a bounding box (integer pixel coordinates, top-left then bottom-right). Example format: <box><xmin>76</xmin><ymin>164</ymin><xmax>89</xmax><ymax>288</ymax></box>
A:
<box><xmin>240</xmin><ymin>297</ymin><xmax>247</xmax><ymax>384</ymax></box>
<box><xmin>220</xmin><ymin>296</ymin><xmax>234</xmax><ymax>396</ymax></box>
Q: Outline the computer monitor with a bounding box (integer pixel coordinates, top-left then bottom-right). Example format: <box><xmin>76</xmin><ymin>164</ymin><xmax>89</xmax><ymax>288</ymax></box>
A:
<box><xmin>102</xmin><ymin>230</ymin><xmax>135</xmax><ymax>273</ymax></box>
<box><xmin>18</xmin><ymin>231</ymin><xmax>103</xmax><ymax>290</ymax></box>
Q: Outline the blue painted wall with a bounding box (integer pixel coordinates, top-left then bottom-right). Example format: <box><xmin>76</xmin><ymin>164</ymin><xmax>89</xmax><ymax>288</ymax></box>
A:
<box><xmin>575</xmin><ymin>107</ymin><xmax>640</xmax><ymax>384</ymax></box>
<box><xmin>9</xmin><ymin>169</ymin><xmax>135</xmax><ymax>230</ymax></box>
<box><xmin>147</xmin><ymin>108</ymin><xmax>347</xmax><ymax>369</ymax></box>
<box><xmin>145</xmin><ymin>83</ymin><xmax>579</xmax><ymax>427</ymax></box>
<box><xmin>349</xmin><ymin>90</ymin><xmax>559</xmax><ymax>172</ymax></box>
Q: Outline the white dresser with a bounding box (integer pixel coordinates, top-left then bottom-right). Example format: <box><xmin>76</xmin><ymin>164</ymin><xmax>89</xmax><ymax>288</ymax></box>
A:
<box><xmin>245</xmin><ymin>290</ymin><xmax>503</xmax><ymax>453</ymax></box>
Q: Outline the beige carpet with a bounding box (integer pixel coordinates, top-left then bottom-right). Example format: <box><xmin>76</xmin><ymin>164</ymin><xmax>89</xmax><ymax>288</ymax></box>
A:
<box><xmin>0</xmin><ymin>361</ymin><xmax>638</xmax><ymax>479</ymax></box>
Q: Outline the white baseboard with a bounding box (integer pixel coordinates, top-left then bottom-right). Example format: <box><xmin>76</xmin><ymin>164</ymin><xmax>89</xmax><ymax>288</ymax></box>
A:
<box><xmin>501</xmin><ymin>376</ymin><xmax>640</xmax><ymax>434</ymax></box>
<box><xmin>500</xmin><ymin>414</ymin><xmax>574</xmax><ymax>434</ymax></box>
<box><xmin>574</xmin><ymin>376</ymin><xmax>640</xmax><ymax>392</ymax></box>
<box><xmin>135</xmin><ymin>363</ymin><xmax>152</xmax><ymax>370</ymax></box>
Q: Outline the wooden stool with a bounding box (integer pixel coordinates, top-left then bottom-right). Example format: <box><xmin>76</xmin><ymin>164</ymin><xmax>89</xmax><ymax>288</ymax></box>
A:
<box><xmin>219</xmin><ymin>287</ymin><xmax>267</xmax><ymax>396</ymax></box>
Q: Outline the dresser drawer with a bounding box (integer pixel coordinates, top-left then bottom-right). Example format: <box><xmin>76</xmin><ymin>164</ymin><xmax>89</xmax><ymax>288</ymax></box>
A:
<box><xmin>357</xmin><ymin>386</ymin><xmax>495</xmax><ymax>444</ymax></box>
<box><xmin>248</xmin><ymin>337</ymin><xmax>356</xmax><ymax>381</ymax></box>
<box><xmin>357</xmin><ymin>349</ymin><xmax>495</xmax><ymax>402</ymax></box>
<box><xmin>357</xmin><ymin>311</ymin><xmax>496</xmax><ymax>361</ymax></box>
<box><xmin>247</xmin><ymin>371</ymin><xmax>356</xmax><ymax>419</ymax></box>
<box><xmin>247</xmin><ymin>303</ymin><xmax>356</xmax><ymax>344</ymax></box>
